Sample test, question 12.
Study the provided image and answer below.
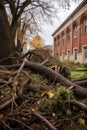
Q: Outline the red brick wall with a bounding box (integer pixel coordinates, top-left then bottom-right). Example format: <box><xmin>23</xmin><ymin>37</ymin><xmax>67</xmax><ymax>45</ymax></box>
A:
<box><xmin>54</xmin><ymin>9</ymin><xmax>87</xmax><ymax>57</ymax></box>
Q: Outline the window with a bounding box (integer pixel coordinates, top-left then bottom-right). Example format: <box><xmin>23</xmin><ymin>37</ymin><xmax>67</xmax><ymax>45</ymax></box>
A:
<box><xmin>84</xmin><ymin>18</ymin><xmax>87</xmax><ymax>33</ymax></box>
<box><xmin>55</xmin><ymin>53</ymin><xmax>58</xmax><ymax>57</ymax></box>
<box><xmin>54</xmin><ymin>42</ymin><xmax>56</xmax><ymax>47</ymax></box>
<box><xmin>62</xmin><ymin>52</ymin><xmax>65</xmax><ymax>60</ymax></box>
<box><xmin>74</xmin><ymin>24</ymin><xmax>78</xmax><ymax>38</ymax></box>
<box><xmin>67</xmin><ymin>50</ymin><xmax>70</xmax><ymax>60</ymax></box>
<box><xmin>58</xmin><ymin>40</ymin><xmax>60</xmax><ymax>46</ymax></box>
<box><xmin>67</xmin><ymin>29</ymin><xmax>71</xmax><ymax>41</ymax></box>
<box><xmin>74</xmin><ymin>49</ymin><xmax>77</xmax><ymax>60</ymax></box>
<box><xmin>62</xmin><ymin>32</ymin><xmax>65</xmax><ymax>43</ymax></box>
<box><xmin>62</xmin><ymin>35</ymin><xmax>65</xmax><ymax>43</ymax></box>
<box><xmin>57</xmin><ymin>35</ymin><xmax>60</xmax><ymax>46</ymax></box>
<box><xmin>54</xmin><ymin>37</ymin><xmax>57</xmax><ymax>47</ymax></box>
<box><xmin>54</xmin><ymin>37</ymin><xmax>56</xmax><ymax>41</ymax></box>
<box><xmin>84</xmin><ymin>46</ymin><xmax>87</xmax><ymax>59</ymax></box>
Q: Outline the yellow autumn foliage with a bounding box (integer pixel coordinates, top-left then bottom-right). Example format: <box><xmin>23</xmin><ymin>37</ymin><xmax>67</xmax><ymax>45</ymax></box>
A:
<box><xmin>29</xmin><ymin>35</ymin><xmax>44</xmax><ymax>48</ymax></box>
<box><xmin>78</xmin><ymin>118</ymin><xmax>85</xmax><ymax>125</ymax></box>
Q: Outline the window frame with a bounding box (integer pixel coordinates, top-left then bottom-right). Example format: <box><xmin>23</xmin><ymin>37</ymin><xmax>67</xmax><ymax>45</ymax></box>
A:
<box><xmin>67</xmin><ymin>50</ymin><xmax>70</xmax><ymax>60</ymax></box>
<box><xmin>74</xmin><ymin>24</ymin><xmax>78</xmax><ymax>38</ymax></box>
<box><xmin>62</xmin><ymin>51</ymin><xmax>65</xmax><ymax>60</ymax></box>
<box><xmin>57</xmin><ymin>35</ymin><xmax>60</xmax><ymax>46</ymax></box>
<box><xmin>74</xmin><ymin>48</ymin><xmax>78</xmax><ymax>61</ymax></box>
<box><xmin>67</xmin><ymin>29</ymin><xmax>71</xmax><ymax>41</ymax></box>
<box><xmin>83</xmin><ymin>46</ymin><xmax>87</xmax><ymax>59</ymax></box>
<box><xmin>84</xmin><ymin>17</ymin><xmax>87</xmax><ymax>34</ymax></box>
<box><xmin>62</xmin><ymin>34</ymin><xmax>65</xmax><ymax>43</ymax></box>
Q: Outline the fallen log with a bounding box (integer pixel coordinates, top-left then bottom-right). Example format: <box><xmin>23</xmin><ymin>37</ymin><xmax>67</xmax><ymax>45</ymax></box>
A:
<box><xmin>2</xmin><ymin>61</ymin><xmax>87</xmax><ymax>99</ymax></box>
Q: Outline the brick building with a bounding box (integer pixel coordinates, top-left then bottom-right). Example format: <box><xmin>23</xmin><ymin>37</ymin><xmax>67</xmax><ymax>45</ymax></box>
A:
<box><xmin>52</xmin><ymin>0</ymin><xmax>87</xmax><ymax>63</ymax></box>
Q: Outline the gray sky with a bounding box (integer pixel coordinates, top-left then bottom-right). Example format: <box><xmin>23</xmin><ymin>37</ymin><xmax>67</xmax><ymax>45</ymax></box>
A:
<box><xmin>39</xmin><ymin>0</ymin><xmax>83</xmax><ymax>45</ymax></box>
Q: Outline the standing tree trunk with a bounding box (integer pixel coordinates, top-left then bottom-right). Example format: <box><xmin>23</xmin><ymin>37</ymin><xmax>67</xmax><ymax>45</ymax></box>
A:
<box><xmin>0</xmin><ymin>0</ymin><xmax>15</xmax><ymax>60</ymax></box>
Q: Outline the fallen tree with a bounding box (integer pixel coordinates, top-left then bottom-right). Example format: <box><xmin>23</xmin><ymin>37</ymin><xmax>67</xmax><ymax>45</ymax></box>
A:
<box><xmin>2</xmin><ymin>60</ymin><xmax>87</xmax><ymax>99</ymax></box>
<box><xmin>1</xmin><ymin>60</ymin><xmax>87</xmax><ymax>130</ymax></box>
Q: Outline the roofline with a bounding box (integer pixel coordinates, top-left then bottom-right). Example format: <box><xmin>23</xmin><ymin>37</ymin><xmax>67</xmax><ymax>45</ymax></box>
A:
<box><xmin>52</xmin><ymin>0</ymin><xmax>87</xmax><ymax>36</ymax></box>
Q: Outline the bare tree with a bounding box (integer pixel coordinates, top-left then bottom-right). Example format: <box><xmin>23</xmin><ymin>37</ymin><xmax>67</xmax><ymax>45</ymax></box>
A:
<box><xmin>0</xmin><ymin>0</ymin><xmax>78</xmax><ymax>60</ymax></box>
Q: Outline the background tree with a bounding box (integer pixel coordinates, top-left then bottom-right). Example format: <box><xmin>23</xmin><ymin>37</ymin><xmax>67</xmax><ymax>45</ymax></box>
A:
<box><xmin>29</xmin><ymin>35</ymin><xmax>44</xmax><ymax>49</ymax></box>
<box><xmin>16</xmin><ymin>12</ymin><xmax>40</xmax><ymax>52</ymax></box>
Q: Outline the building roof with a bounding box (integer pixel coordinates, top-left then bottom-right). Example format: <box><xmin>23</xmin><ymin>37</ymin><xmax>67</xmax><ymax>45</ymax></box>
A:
<box><xmin>52</xmin><ymin>0</ymin><xmax>87</xmax><ymax>36</ymax></box>
<box><xmin>43</xmin><ymin>45</ymin><xmax>53</xmax><ymax>49</ymax></box>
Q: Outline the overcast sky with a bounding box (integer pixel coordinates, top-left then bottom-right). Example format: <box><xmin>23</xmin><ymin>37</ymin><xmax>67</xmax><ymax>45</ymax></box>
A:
<box><xmin>39</xmin><ymin>0</ymin><xmax>83</xmax><ymax>45</ymax></box>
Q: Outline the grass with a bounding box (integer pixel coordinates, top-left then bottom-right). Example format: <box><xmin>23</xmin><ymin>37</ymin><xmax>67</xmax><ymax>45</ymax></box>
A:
<box><xmin>71</xmin><ymin>71</ymin><xmax>87</xmax><ymax>79</ymax></box>
<box><xmin>77</xmin><ymin>67</ymin><xmax>87</xmax><ymax>70</ymax></box>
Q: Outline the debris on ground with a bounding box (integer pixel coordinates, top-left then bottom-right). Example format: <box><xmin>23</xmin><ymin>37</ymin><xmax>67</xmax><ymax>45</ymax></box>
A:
<box><xmin>0</xmin><ymin>52</ymin><xmax>87</xmax><ymax>130</ymax></box>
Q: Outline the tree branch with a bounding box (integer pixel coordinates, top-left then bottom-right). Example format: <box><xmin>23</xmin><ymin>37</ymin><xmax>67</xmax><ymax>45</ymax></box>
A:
<box><xmin>32</xmin><ymin>109</ymin><xmax>57</xmax><ymax>130</ymax></box>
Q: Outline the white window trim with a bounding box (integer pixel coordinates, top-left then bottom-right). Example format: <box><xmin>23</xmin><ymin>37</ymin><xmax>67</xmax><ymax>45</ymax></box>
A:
<box><xmin>84</xmin><ymin>18</ymin><xmax>87</xmax><ymax>33</ymax></box>
<box><xmin>74</xmin><ymin>25</ymin><xmax>78</xmax><ymax>39</ymax></box>
<box><xmin>67</xmin><ymin>49</ymin><xmax>70</xmax><ymax>60</ymax></box>
<box><xmin>62</xmin><ymin>51</ymin><xmax>65</xmax><ymax>60</ymax></box>
<box><xmin>82</xmin><ymin>45</ymin><xmax>87</xmax><ymax>61</ymax></box>
<box><xmin>73</xmin><ymin>47</ymin><xmax>78</xmax><ymax>61</ymax></box>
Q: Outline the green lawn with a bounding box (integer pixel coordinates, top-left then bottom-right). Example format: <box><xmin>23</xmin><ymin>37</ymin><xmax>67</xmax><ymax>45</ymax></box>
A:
<box><xmin>71</xmin><ymin>71</ymin><xmax>87</xmax><ymax>79</ymax></box>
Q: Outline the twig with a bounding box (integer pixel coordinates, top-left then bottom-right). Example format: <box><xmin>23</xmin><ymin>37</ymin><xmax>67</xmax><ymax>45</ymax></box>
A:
<box><xmin>7</xmin><ymin>117</ymin><xmax>33</xmax><ymax>130</ymax></box>
<box><xmin>7</xmin><ymin>113</ymin><xmax>31</xmax><ymax>118</ymax></box>
<box><xmin>40</xmin><ymin>59</ymin><xmax>49</xmax><ymax>65</ymax></box>
<box><xmin>13</xmin><ymin>58</ymin><xmax>27</xmax><ymax>94</ymax></box>
<box><xmin>0</xmin><ymin>78</ymin><xmax>31</xmax><ymax>110</ymax></box>
<box><xmin>11</xmin><ymin>58</ymin><xmax>27</xmax><ymax>112</ymax></box>
<box><xmin>31</xmin><ymin>109</ymin><xmax>57</xmax><ymax>130</ymax></box>
<box><xmin>14</xmin><ymin>58</ymin><xmax>27</xmax><ymax>81</ymax></box>
<box><xmin>0</xmin><ymin>81</ymin><xmax>13</xmax><ymax>89</ymax></box>
<box><xmin>0</xmin><ymin>69</ymin><xmax>17</xmax><ymax>74</ymax></box>
<box><xmin>54</xmin><ymin>113</ymin><xmax>84</xmax><ymax>125</ymax></box>
<box><xmin>18</xmin><ymin>78</ymin><xmax>31</xmax><ymax>96</ymax></box>
<box><xmin>0</xmin><ymin>95</ymin><xmax>17</xmax><ymax>110</ymax></box>
<box><xmin>0</xmin><ymin>120</ymin><xmax>13</xmax><ymax>130</ymax></box>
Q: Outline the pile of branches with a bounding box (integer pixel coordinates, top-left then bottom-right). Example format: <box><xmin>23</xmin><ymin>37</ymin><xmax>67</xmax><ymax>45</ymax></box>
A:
<box><xmin>0</xmin><ymin>54</ymin><xmax>87</xmax><ymax>129</ymax></box>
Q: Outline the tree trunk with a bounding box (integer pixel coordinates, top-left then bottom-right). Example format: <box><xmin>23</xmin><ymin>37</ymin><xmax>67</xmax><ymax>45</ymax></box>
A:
<box><xmin>0</xmin><ymin>0</ymin><xmax>15</xmax><ymax>60</ymax></box>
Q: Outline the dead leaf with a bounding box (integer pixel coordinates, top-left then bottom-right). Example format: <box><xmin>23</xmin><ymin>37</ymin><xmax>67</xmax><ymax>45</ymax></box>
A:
<box><xmin>78</xmin><ymin>118</ymin><xmax>85</xmax><ymax>125</ymax></box>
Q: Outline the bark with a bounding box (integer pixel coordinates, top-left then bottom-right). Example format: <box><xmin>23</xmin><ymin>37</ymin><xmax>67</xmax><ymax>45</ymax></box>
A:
<box><xmin>74</xmin><ymin>80</ymin><xmax>87</xmax><ymax>87</ymax></box>
<box><xmin>72</xmin><ymin>76</ymin><xmax>87</xmax><ymax>82</ymax></box>
<box><xmin>0</xmin><ymin>0</ymin><xmax>15</xmax><ymax>60</ymax></box>
<box><xmin>73</xmin><ymin>69</ymin><xmax>87</xmax><ymax>71</ymax></box>
<box><xmin>65</xmin><ymin>99</ymin><xmax>87</xmax><ymax>112</ymax></box>
<box><xmin>28</xmin><ymin>84</ymin><xmax>49</xmax><ymax>92</ymax></box>
<box><xmin>3</xmin><ymin>61</ymin><xmax>87</xmax><ymax>99</ymax></box>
